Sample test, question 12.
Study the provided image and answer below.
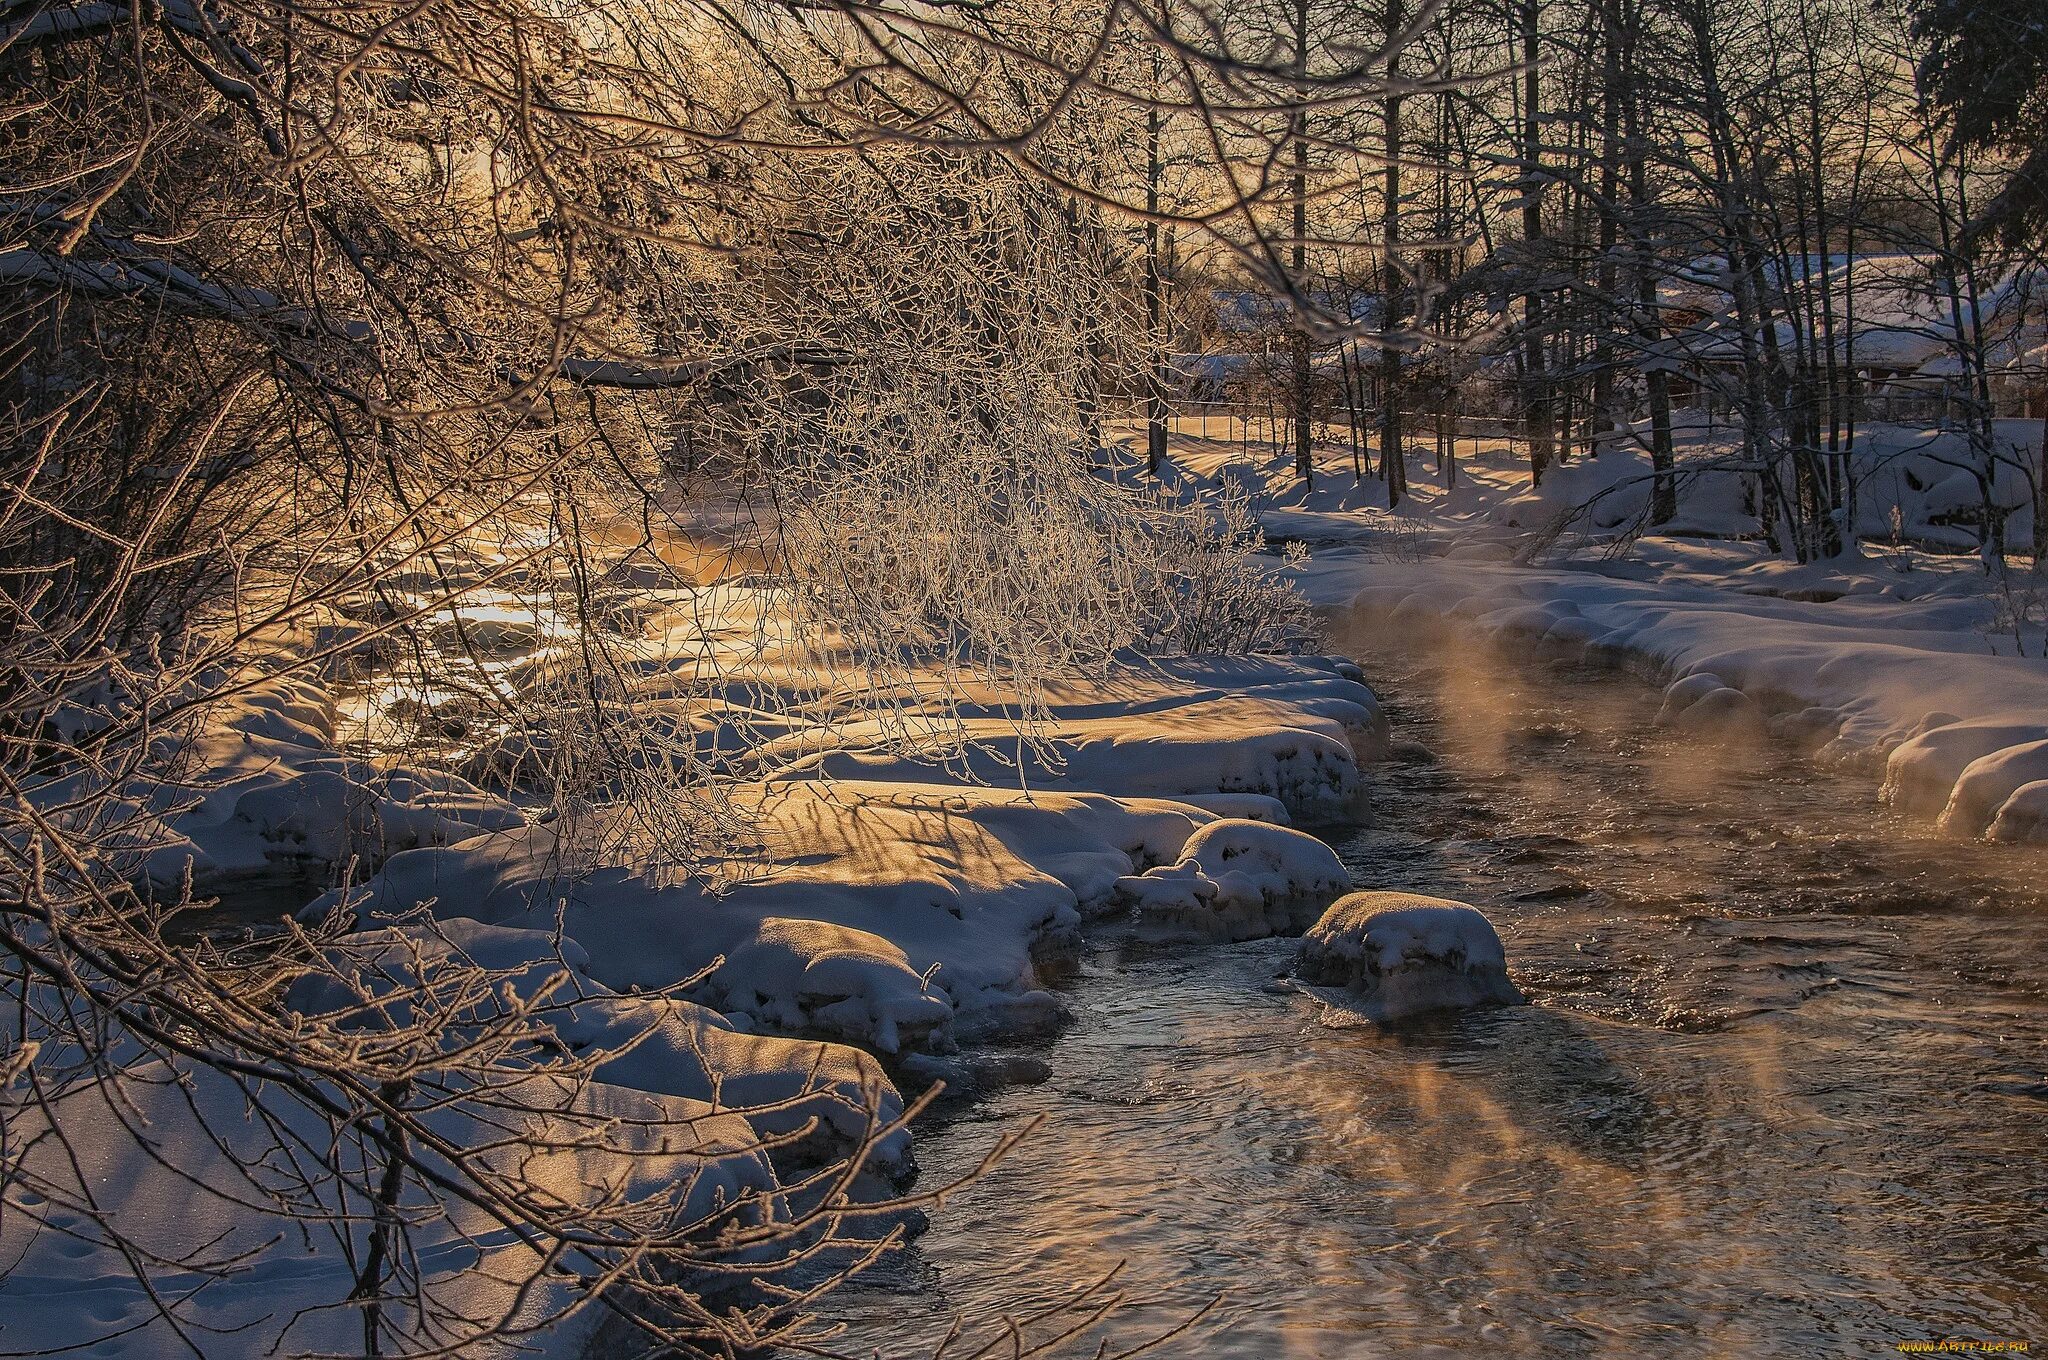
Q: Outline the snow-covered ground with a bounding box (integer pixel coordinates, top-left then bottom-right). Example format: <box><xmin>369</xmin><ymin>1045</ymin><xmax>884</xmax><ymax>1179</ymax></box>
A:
<box><xmin>1150</xmin><ymin>411</ymin><xmax>2046</xmax><ymax>560</ymax></box>
<box><xmin>9</xmin><ymin>608</ymin><xmax>1384</xmax><ymax>1355</ymax></box>
<box><xmin>313</xmin><ymin>653</ymin><xmax>1383</xmax><ymax>1054</ymax></box>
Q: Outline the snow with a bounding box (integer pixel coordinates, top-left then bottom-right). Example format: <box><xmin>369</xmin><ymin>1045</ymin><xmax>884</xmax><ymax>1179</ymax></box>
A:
<box><xmin>1656</xmin><ymin>671</ymin><xmax>1734</xmax><ymax>725</ymax></box>
<box><xmin>762</xmin><ymin>712</ymin><xmax>1370</xmax><ymax>824</ymax></box>
<box><xmin>698</xmin><ymin>917</ymin><xmax>954</xmax><ymax>1056</ymax></box>
<box><xmin>0</xmin><ymin>909</ymin><xmax>923</xmax><ymax>1357</ymax></box>
<box><xmin>31</xmin><ymin>669</ymin><xmax>525</xmax><ymax>891</ymax></box>
<box><xmin>1664</xmin><ymin>685</ymin><xmax>1766</xmax><ymax>736</ymax></box>
<box><xmin>1151</xmin><ymin>414</ymin><xmax>2045</xmax><ymax>560</ymax></box>
<box><xmin>1291</xmin><ymin>892</ymin><xmax>1526</xmax><ymax>1024</ymax></box>
<box><xmin>747</xmin><ymin>658</ymin><xmax>1386</xmax><ymax>825</ymax></box>
<box><xmin>1988</xmin><ymin>781</ymin><xmax>2048</xmax><ymax>843</ymax></box>
<box><xmin>1938</xmin><ymin>739</ymin><xmax>2048</xmax><ymax>839</ymax></box>
<box><xmin>1169</xmin><ymin>791</ymin><xmax>1293</xmax><ymax>822</ymax></box>
<box><xmin>1883</xmin><ymin>719</ymin><xmax>2048</xmax><ymax>814</ymax></box>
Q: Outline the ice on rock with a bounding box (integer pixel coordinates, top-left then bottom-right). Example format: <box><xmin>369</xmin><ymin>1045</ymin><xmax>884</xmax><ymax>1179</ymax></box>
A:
<box><xmin>1116</xmin><ymin>818</ymin><xmax>1351</xmax><ymax>941</ymax></box>
<box><xmin>1293</xmin><ymin>892</ymin><xmax>1525</xmax><ymax>1024</ymax></box>
<box><xmin>697</xmin><ymin>918</ymin><xmax>955</xmax><ymax>1056</ymax></box>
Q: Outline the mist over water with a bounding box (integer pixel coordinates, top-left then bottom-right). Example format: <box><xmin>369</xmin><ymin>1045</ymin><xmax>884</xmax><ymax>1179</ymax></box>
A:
<box><xmin>826</xmin><ymin>624</ymin><xmax>2048</xmax><ymax>1357</ymax></box>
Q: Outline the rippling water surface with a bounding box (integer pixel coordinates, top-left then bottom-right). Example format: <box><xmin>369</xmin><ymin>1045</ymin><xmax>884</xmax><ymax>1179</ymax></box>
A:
<box><xmin>826</xmin><ymin>621</ymin><xmax>2048</xmax><ymax>1358</ymax></box>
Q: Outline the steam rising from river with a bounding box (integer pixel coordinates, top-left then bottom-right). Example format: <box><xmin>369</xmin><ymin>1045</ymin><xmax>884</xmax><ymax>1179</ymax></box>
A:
<box><xmin>825</xmin><ymin>623</ymin><xmax>2048</xmax><ymax>1358</ymax></box>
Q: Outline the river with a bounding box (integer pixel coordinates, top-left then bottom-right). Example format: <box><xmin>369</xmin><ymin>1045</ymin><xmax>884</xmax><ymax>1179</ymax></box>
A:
<box><xmin>824</xmin><ymin>618</ymin><xmax>2048</xmax><ymax>1358</ymax></box>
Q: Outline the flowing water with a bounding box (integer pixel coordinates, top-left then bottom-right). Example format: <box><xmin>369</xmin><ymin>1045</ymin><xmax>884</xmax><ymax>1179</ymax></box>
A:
<box><xmin>826</xmin><ymin>620</ymin><xmax>2048</xmax><ymax>1358</ymax></box>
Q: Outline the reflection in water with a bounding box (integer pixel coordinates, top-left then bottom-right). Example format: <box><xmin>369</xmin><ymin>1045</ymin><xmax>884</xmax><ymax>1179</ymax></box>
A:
<box><xmin>825</xmin><ymin>627</ymin><xmax>2048</xmax><ymax>1357</ymax></box>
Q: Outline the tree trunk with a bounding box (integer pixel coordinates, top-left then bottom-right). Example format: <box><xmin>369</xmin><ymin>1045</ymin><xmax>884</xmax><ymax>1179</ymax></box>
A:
<box><xmin>1381</xmin><ymin>0</ymin><xmax>1407</xmax><ymax>508</ymax></box>
<box><xmin>1143</xmin><ymin>85</ymin><xmax>1167</xmax><ymax>476</ymax></box>
<box><xmin>1592</xmin><ymin>0</ymin><xmax>1623</xmax><ymax>454</ymax></box>
<box><xmin>1619</xmin><ymin>0</ymin><xmax>1676</xmax><ymax>523</ymax></box>
<box><xmin>1520</xmin><ymin>0</ymin><xmax>1554</xmax><ymax>485</ymax></box>
<box><xmin>2035</xmin><ymin>404</ymin><xmax>2048</xmax><ymax>566</ymax></box>
<box><xmin>1290</xmin><ymin>0</ymin><xmax>1314</xmax><ymax>488</ymax></box>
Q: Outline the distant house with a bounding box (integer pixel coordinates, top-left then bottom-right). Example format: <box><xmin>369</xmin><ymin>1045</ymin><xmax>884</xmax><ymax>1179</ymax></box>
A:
<box><xmin>1172</xmin><ymin>288</ymin><xmax>1384</xmax><ymax>404</ymax></box>
<box><xmin>1668</xmin><ymin>256</ymin><xmax>2048</xmax><ymax>421</ymax></box>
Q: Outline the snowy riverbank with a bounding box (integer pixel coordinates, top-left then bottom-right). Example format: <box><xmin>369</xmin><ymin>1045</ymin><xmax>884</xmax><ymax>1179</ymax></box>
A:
<box><xmin>5</xmin><ymin>642</ymin><xmax>1387</xmax><ymax>1357</ymax></box>
<box><xmin>1299</xmin><ymin>545</ymin><xmax>2048</xmax><ymax>840</ymax></box>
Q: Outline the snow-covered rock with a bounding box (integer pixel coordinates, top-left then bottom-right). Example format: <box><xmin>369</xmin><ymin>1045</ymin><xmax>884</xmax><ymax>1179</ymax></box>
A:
<box><xmin>1292</xmin><ymin>892</ymin><xmax>1525</xmax><ymax>1024</ymax></box>
<box><xmin>1669</xmin><ymin>686</ymin><xmax>1765</xmax><ymax>736</ymax></box>
<box><xmin>1115</xmin><ymin>818</ymin><xmax>1350</xmax><ymax>941</ymax></box>
<box><xmin>1769</xmin><ymin>705</ymin><xmax>1844</xmax><ymax>748</ymax></box>
<box><xmin>559</xmin><ymin>996</ymin><xmax>913</xmax><ymax>1179</ymax></box>
<box><xmin>1655</xmin><ymin>672</ymin><xmax>1729</xmax><ymax>726</ymax></box>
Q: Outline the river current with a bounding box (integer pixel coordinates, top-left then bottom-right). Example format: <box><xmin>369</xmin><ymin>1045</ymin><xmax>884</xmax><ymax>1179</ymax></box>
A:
<box><xmin>826</xmin><ymin>619</ymin><xmax>2048</xmax><ymax>1358</ymax></box>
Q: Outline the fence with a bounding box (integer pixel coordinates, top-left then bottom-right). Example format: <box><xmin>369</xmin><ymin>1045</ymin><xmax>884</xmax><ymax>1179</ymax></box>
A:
<box><xmin>1118</xmin><ymin>400</ymin><xmax>1534</xmax><ymax>461</ymax></box>
<box><xmin>1123</xmin><ymin>394</ymin><xmax>2037</xmax><ymax>460</ymax></box>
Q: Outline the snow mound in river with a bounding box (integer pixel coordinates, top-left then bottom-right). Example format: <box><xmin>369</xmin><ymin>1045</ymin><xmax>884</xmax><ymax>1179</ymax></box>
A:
<box><xmin>1114</xmin><ymin>818</ymin><xmax>1351</xmax><ymax>941</ymax></box>
<box><xmin>1989</xmin><ymin>780</ymin><xmax>2048</xmax><ymax>843</ymax></box>
<box><xmin>1938</xmin><ymin>738</ymin><xmax>2048</xmax><ymax>841</ymax></box>
<box><xmin>1292</xmin><ymin>892</ymin><xmax>1525</xmax><ymax>1023</ymax></box>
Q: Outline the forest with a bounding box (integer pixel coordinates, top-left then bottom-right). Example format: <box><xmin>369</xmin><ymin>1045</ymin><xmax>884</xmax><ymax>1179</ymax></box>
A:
<box><xmin>1</xmin><ymin>0</ymin><xmax>2044</xmax><ymax>1354</ymax></box>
